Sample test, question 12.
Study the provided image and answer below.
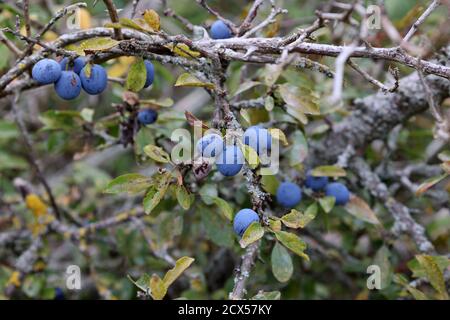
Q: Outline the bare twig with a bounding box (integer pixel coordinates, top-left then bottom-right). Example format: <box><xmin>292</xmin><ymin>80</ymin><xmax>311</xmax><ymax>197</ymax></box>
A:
<box><xmin>11</xmin><ymin>93</ymin><xmax>61</xmax><ymax>220</ymax></box>
<box><xmin>348</xmin><ymin>60</ymin><xmax>399</xmax><ymax>92</ymax></box>
<box><xmin>238</xmin><ymin>0</ymin><xmax>265</xmax><ymax>35</ymax></box>
<box><xmin>103</xmin><ymin>0</ymin><xmax>123</xmax><ymax>40</ymax></box>
<box><xmin>403</xmin><ymin>0</ymin><xmax>442</xmax><ymax>44</ymax></box>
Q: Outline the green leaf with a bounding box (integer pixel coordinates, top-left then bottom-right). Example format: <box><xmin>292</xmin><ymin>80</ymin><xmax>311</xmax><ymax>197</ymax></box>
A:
<box><xmin>149</xmin><ymin>274</ymin><xmax>167</xmax><ymax>300</ymax></box>
<box><xmin>0</xmin><ymin>151</ymin><xmax>28</xmax><ymax>171</ymax></box>
<box><xmin>199</xmin><ymin>184</ymin><xmax>218</xmax><ymax>205</ymax></box>
<box><xmin>200</xmin><ymin>205</ymin><xmax>234</xmax><ymax>247</ymax></box>
<box><xmin>175</xmin><ymin>185</ymin><xmax>192</xmax><ymax>210</ymax></box>
<box><xmin>103</xmin><ymin>173</ymin><xmax>151</xmax><ymax>194</ymax></box>
<box><xmin>239</xmin><ymin>222</ymin><xmax>264</xmax><ymax>248</ymax></box>
<box><xmin>260</xmin><ymin>173</ymin><xmax>279</xmax><ymax>195</ymax></box>
<box><xmin>288</xmin><ymin>131</ymin><xmax>308</xmax><ymax>166</ymax></box>
<box><xmin>311</xmin><ymin>165</ymin><xmax>346</xmax><ymax>177</ymax></box>
<box><xmin>265</xmin><ymin>96</ymin><xmax>275</xmax><ymax>111</ymax></box>
<box><xmin>271</xmin><ymin>242</ymin><xmax>293</xmax><ymax>283</ymax></box>
<box><xmin>174</xmin><ymin>73</ymin><xmax>214</xmax><ymax>89</ymax></box>
<box><xmin>140</xmin><ymin>97</ymin><xmax>174</xmax><ymax>108</ymax></box>
<box><xmin>274</xmin><ymin>231</ymin><xmax>309</xmax><ymax>260</ymax></box>
<box><xmin>264</xmin><ymin>64</ymin><xmax>283</xmax><ymax>87</ymax></box>
<box><xmin>278</xmin><ymin>83</ymin><xmax>320</xmax><ymax>115</ymax></box>
<box><xmin>211</xmin><ymin>197</ymin><xmax>233</xmax><ymax>221</ymax></box>
<box><xmin>0</xmin><ymin>120</ymin><xmax>18</xmax><ymax>141</ymax></box>
<box><xmin>162</xmin><ymin>256</ymin><xmax>195</xmax><ymax>288</ymax></box>
<box><xmin>143</xmin><ymin>172</ymin><xmax>172</xmax><ymax>214</ymax></box>
<box><xmin>345</xmin><ymin>195</ymin><xmax>380</xmax><ymax>225</ymax></box>
<box><xmin>373</xmin><ymin>246</ymin><xmax>392</xmax><ymax>290</ymax></box>
<box><xmin>128</xmin><ymin>274</ymin><xmax>151</xmax><ymax>293</ymax></box>
<box><xmin>80</xmin><ymin>108</ymin><xmax>94</xmax><ymax>122</ymax></box>
<box><xmin>319</xmin><ymin>196</ymin><xmax>335</xmax><ymax>213</ymax></box>
<box><xmin>415</xmin><ymin>255</ymin><xmax>449</xmax><ymax>299</ymax></box>
<box><xmin>232</xmin><ymin>81</ymin><xmax>261</xmax><ymax>97</ymax></box>
<box><xmin>251</xmin><ymin>291</ymin><xmax>281</xmax><ymax>300</ymax></box>
<box><xmin>126</xmin><ymin>57</ymin><xmax>147</xmax><ymax>92</ymax></box>
<box><xmin>281</xmin><ymin>205</ymin><xmax>318</xmax><ymax>229</ymax></box>
<box><xmin>143</xmin><ymin>144</ymin><xmax>171</xmax><ymax>163</ymax></box>
<box><xmin>39</xmin><ymin>110</ymin><xmax>83</xmax><ymax>131</ymax></box>
<box><xmin>437</xmin><ymin>151</ymin><xmax>450</xmax><ymax>162</ymax></box>
<box><xmin>415</xmin><ymin>174</ymin><xmax>448</xmax><ymax>196</ymax></box>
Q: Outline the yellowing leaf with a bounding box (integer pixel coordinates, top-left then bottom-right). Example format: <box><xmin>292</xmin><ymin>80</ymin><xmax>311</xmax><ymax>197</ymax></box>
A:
<box><xmin>174</xmin><ymin>73</ymin><xmax>214</xmax><ymax>89</ymax></box>
<box><xmin>239</xmin><ymin>143</ymin><xmax>259</xmax><ymax>169</ymax></box>
<box><xmin>143</xmin><ymin>172</ymin><xmax>172</xmax><ymax>214</ymax></box>
<box><xmin>77</xmin><ymin>37</ymin><xmax>119</xmax><ymax>54</ymax></box>
<box><xmin>416</xmin><ymin>255</ymin><xmax>449</xmax><ymax>300</ymax></box>
<box><xmin>415</xmin><ymin>174</ymin><xmax>448</xmax><ymax>196</ymax></box>
<box><xmin>143</xmin><ymin>9</ymin><xmax>160</xmax><ymax>31</ymax></box>
<box><xmin>268</xmin><ymin>218</ymin><xmax>281</xmax><ymax>232</ymax></box>
<box><xmin>125</xmin><ymin>57</ymin><xmax>147</xmax><ymax>92</ymax></box>
<box><xmin>311</xmin><ymin>165</ymin><xmax>346</xmax><ymax>177</ymax></box>
<box><xmin>268</xmin><ymin>128</ymin><xmax>288</xmax><ymax>146</ymax></box>
<box><xmin>162</xmin><ymin>256</ymin><xmax>195</xmax><ymax>288</ymax></box>
<box><xmin>25</xmin><ymin>194</ymin><xmax>48</xmax><ymax>217</ymax></box>
<box><xmin>7</xmin><ymin>271</ymin><xmax>21</xmax><ymax>287</ymax></box>
<box><xmin>166</xmin><ymin>43</ymin><xmax>201</xmax><ymax>59</ymax></box>
<box><xmin>150</xmin><ymin>274</ymin><xmax>167</xmax><ymax>300</ymax></box>
<box><xmin>274</xmin><ymin>231</ymin><xmax>309</xmax><ymax>260</ymax></box>
<box><xmin>108</xmin><ymin>56</ymin><xmax>136</xmax><ymax>78</ymax></box>
<box><xmin>143</xmin><ymin>144</ymin><xmax>171</xmax><ymax>163</ymax></box>
<box><xmin>239</xmin><ymin>222</ymin><xmax>264</xmax><ymax>248</ymax></box>
<box><xmin>345</xmin><ymin>195</ymin><xmax>380</xmax><ymax>225</ymax></box>
<box><xmin>281</xmin><ymin>204</ymin><xmax>318</xmax><ymax>229</ymax></box>
<box><xmin>118</xmin><ymin>18</ymin><xmax>152</xmax><ymax>33</ymax></box>
<box><xmin>78</xmin><ymin>8</ymin><xmax>92</xmax><ymax>30</ymax></box>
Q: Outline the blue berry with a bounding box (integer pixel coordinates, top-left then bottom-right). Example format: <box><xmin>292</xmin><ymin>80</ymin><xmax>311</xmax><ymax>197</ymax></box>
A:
<box><xmin>325</xmin><ymin>182</ymin><xmax>350</xmax><ymax>205</ymax></box>
<box><xmin>243</xmin><ymin>126</ymin><xmax>272</xmax><ymax>155</ymax></box>
<box><xmin>196</xmin><ymin>133</ymin><xmax>224</xmax><ymax>158</ymax></box>
<box><xmin>276</xmin><ymin>182</ymin><xmax>302</xmax><ymax>208</ymax></box>
<box><xmin>305</xmin><ymin>172</ymin><xmax>329</xmax><ymax>192</ymax></box>
<box><xmin>137</xmin><ymin>109</ymin><xmax>158</xmax><ymax>125</ymax></box>
<box><xmin>59</xmin><ymin>57</ymin><xmax>86</xmax><ymax>74</ymax></box>
<box><xmin>210</xmin><ymin>20</ymin><xmax>232</xmax><ymax>39</ymax></box>
<box><xmin>54</xmin><ymin>287</ymin><xmax>65</xmax><ymax>300</ymax></box>
<box><xmin>233</xmin><ymin>208</ymin><xmax>259</xmax><ymax>237</ymax></box>
<box><xmin>54</xmin><ymin>71</ymin><xmax>81</xmax><ymax>100</ymax></box>
<box><xmin>217</xmin><ymin>145</ymin><xmax>244</xmax><ymax>177</ymax></box>
<box><xmin>144</xmin><ymin>60</ymin><xmax>155</xmax><ymax>88</ymax></box>
<box><xmin>32</xmin><ymin>59</ymin><xmax>61</xmax><ymax>85</ymax></box>
<box><xmin>79</xmin><ymin>64</ymin><xmax>108</xmax><ymax>95</ymax></box>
